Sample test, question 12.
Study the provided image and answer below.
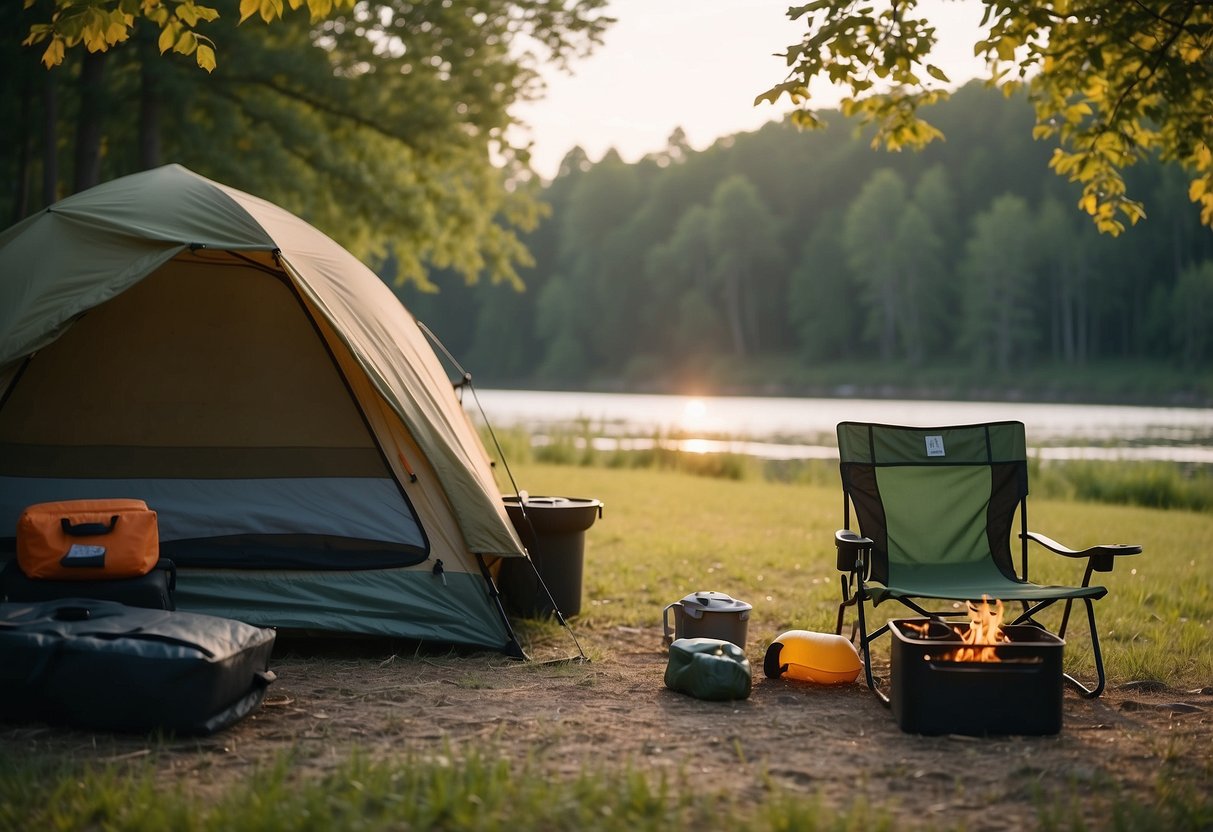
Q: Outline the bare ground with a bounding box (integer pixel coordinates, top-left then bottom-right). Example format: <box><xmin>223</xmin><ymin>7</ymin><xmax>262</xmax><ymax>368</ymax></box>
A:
<box><xmin>3</xmin><ymin>624</ymin><xmax>1211</xmax><ymax>830</ymax></box>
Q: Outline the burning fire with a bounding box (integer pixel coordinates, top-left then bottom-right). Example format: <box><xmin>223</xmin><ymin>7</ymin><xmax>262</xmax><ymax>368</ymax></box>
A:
<box><xmin>903</xmin><ymin>596</ymin><xmax>1009</xmax><ymax>661</ymax></box>
<box><xmin>947</xmin><ymin>596</ymin><xmax>1008</xmax><ymax>662</ymax></box>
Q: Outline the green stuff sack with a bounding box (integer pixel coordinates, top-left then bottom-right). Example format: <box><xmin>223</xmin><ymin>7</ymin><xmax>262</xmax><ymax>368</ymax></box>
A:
<box><xmin>664</xmin><ymin>637</ymin><xmax>752</xmax><ymax>701</ymax></box>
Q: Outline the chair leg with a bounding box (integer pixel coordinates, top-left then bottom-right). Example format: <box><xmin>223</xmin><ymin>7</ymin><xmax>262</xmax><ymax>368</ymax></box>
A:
<box><xmin>836</xmin><ymin>575</ymin><xmax>853</xmax><ymax>636</ymax></box>
<box><xmin>1058</xmin><ymin>598</ymin><xmax>1074</xmax><ymax>638</ymax></box>
<box><xmin>1061</xmin><ymin>559</ymin><xmax>1097</xmax><ymax>639</ymax></box>
<box><xmin>853</xmin><ymin>589</ymin><xmax>890</xmax><ymax>705</ymax></box>
<box><xmin>1062</xmin><ymin>598</ymin><xmax>1105</xmax><ymax>699</ymax></box>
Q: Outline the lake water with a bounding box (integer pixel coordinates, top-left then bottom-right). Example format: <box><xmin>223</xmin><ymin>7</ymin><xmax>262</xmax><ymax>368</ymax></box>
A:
<box><xmin>464</xmin><ymin>389</ymin><xmax>1213</xmax><ymax>465</ymax></box>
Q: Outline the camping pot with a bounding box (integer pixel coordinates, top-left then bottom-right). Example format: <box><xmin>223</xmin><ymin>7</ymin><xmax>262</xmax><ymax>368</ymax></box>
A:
<box><xmin>662</xmin><ymin>591</ymin><xmax>751</xmax><ymax>649</ymax></box>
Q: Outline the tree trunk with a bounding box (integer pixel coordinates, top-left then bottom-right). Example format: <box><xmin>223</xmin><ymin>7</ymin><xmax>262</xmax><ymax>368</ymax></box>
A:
<box><xmin>1081</xmin><ymin>260</ymin><xmax>1091</xmax><ymax>363</ymax></box>
<box><xmin>741</xmin><ymin>266</ymin><xmax>760</xmax><ymax>353</ymax></box>
<box><xmin>902</xmin><ymin>266</ymin><xmax>923</xmax><ymax>365</ymax></box>
<box><xmin>997</xmin><ymin>291</ymin><xmax>1011</xmax><ymax>373</ymax></box>
<box><xmin>42</xmin><ymin>70</ymin><xmax>59</xmax><ymax>205</ymax></box>
<box><xmin>724</xmin><ymin>274</ymin><xmax>747</xmax><ymax>357</ymax></box>
<box><xmin>138</xmin><ymin>24</ymin><xmax>162</xmax><ymax>169</ymax></box>
<box><xmin>1061</xmin><ymin>266</ymin><xmax>1075</xmax><ymax>365</ymax></box>
<box><xmin>11</xmin><ymin>65</ymin><xmax>34</xmax><ymax>224</ymax></box>
<box><xmin>880</xmin><ymin>285</ymin><xmax>897</xmax><ymax>362</ymax></box>
<box><xmin>73</xmin><ymin>50</ymin><xmax>107</xmax><ymax>193</ymax></box>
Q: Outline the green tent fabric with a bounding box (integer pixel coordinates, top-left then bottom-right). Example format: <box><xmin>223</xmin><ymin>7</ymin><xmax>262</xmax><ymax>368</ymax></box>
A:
<box><xmin>0</xmin><ymin>165</ymin><xmax>527</xmax><ymax>649</ymax></box>
<box><xmin>0</xmin><ymin>166</ymin><xmax>521</xmax><ymax>560</ymax></box>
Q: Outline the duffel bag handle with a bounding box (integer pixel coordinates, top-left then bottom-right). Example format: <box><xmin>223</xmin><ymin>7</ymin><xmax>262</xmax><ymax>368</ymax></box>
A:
<box><xmin>61</xmin><ymin>515</ymin><xmax>120</xmax><ymax>536</ymax></box>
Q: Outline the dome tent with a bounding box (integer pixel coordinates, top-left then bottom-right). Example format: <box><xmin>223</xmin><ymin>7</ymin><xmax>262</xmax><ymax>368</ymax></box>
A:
<box><xmin>0</xmin><ymin>165</ymin><xmax>526</xmax><ymax>652</ymax></box>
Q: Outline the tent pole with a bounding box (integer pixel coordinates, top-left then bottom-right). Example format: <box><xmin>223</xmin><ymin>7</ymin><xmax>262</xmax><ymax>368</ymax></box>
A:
<box><xmin>422</xmin><ymin>321</ymin><xmax>589</xmax><ymax>665</ymax></box>
<box><xmin>474</xmin><ymin>553</ymin><xmax>527</xmax><ymax>660</ymax></box>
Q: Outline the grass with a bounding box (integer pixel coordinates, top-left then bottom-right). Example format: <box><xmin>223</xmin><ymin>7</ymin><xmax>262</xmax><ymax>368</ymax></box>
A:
<box><xmin>4</xmin><ymin>463</ymin><xmax>1212</xmax><ymax>831</ymax></box>
<box><xmin>0</xmin><ymin>750</ymin><xmax>697</xmax><ymax>832</ymax></box>
<box><xmin>0</xmin><ymin>748</ymin><xmax>903</xmax><ymax>832</ymax></box>
<box><xmin>1</xmin><ymin>743</ymin><xmax>1208</xmax><ymax>832</ymax></box>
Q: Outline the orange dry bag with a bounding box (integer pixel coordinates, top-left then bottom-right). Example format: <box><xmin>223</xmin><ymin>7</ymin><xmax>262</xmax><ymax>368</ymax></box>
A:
<box><xmin>16</xmin><ymin>499</ymin><xmax>159</xmax><ymax>580</ymax></box>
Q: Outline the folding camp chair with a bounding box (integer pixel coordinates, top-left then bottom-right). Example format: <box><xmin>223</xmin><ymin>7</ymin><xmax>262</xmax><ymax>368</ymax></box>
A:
<box><xmin>833</xmin><ymin>421</ymin><xmax>1141</xmax><ymax>700</ymax></box>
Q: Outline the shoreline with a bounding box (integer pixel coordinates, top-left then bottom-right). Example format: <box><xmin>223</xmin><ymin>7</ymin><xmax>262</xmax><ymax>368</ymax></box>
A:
<box><xmin>472</xmin><ymin>379</ymin><xmax>1213</xmax><ymax>409</ymax></box>
<box><xmin>457</xmin><ymin>356</ymin><xmax>1213</xmax><ymax>409</ymax></box>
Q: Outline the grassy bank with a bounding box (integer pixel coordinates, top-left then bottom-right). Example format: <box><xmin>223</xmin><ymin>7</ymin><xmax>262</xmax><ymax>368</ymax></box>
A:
<box><xmin>487</xmin><ymin>425</ymin><xmax>1213</xmax><ymax>513</ymax></box>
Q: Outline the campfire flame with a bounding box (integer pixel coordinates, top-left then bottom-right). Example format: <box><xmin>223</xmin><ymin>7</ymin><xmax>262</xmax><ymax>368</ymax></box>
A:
<box><xmin>903</xmin><ymin>619</ymin><xmax>942</xmax><ymax>638</ymax></box>
<box><xmin>945</xmin><ymin>596</ymin><xmax>1008</xmax><ymax>662</ymax></box>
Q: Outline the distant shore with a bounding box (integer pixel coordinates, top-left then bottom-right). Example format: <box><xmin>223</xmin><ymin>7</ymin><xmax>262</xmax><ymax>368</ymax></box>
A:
<box><xmin>471</xmin><ymin>359</ymin><xmax>1213</xmax><ymax>409</ymax></box>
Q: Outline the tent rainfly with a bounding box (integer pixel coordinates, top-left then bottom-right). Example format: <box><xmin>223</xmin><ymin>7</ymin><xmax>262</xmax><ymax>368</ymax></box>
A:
<box><xmin>0</xmin><ymin>164</ymin><xmax>528</xmax><ymax>653</ymax></box>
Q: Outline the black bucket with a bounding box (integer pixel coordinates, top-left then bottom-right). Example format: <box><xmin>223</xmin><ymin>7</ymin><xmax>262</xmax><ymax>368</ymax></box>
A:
<box><xmin>499</xmin><ymin>496</ymin><xmax>602</xmax><ymax>618</ymax></box>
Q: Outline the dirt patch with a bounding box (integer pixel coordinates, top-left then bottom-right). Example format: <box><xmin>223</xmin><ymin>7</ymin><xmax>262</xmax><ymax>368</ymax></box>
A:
<box><xmin>3</xmin><ymin>625</ymin><xmax>1211</xmax><ymax>829</ymax></box>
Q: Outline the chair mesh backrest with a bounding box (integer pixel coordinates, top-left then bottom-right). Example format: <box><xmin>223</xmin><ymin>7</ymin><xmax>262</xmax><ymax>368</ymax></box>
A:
<box><xmin>837</xmin><ymin>422</ymin><xmax>1028</xmax><ymax>586</ymax></box>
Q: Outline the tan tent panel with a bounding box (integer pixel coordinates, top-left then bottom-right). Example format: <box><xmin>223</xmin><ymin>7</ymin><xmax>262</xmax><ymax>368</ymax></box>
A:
<box><xmin>0</xmin><ymin>165</ymin><xmax>526</xmax><ymax>651</ymax></box>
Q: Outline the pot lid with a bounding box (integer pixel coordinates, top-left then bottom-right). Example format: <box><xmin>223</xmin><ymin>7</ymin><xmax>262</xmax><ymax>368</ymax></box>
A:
<box><xmin>678</xmin><ymin>590</ymin><xmax>752</xmax><ymax>614</ymax></box>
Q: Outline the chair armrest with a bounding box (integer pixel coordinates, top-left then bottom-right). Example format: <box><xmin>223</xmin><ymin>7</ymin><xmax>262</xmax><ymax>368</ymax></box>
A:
<box><xmin>1022</xmin><ymin>531</ymin><xmax>1141</xmax><ymax>573</ymax></box>
<box><xmin>835</xmin><ymin>529</ymin><xmax>873</xmax><ymax>572</ymax></box>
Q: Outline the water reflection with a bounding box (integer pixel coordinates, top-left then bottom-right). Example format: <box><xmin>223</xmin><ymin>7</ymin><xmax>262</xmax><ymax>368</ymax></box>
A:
<box><xmin>472</xmin><ymin>389</ymin><xmax>1213</xmax><ymax>465</ymax></box>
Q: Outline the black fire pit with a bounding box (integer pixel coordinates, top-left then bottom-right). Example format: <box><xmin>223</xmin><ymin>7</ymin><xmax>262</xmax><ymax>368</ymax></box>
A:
<box><xmin>890</xmin><ymin>618</ymin><xmax>1064</xmax><ymax>736</ymax></box>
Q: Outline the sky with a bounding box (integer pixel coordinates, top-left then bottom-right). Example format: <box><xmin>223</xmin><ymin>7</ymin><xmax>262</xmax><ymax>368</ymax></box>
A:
<box><xmin>512</xmin><ymin>0</ymin><xmax>992</xmax><ymax>180</ymax></box>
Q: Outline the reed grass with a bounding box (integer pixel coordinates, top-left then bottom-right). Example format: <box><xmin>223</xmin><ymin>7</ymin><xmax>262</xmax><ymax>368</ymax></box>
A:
<box><xmin>486</xmin><ymin>425</ymin><xmax>757</xmax><ymax>482</ymax></box>
<box><xmin>483</xmin><ymin>426</ymin><xmax>1213</xmax><ymax>512</ymax></box>
<box><xmin>1029</xmin><ymin>458</ymin><xmax>1213</xmax><ymax>512</ymax></box>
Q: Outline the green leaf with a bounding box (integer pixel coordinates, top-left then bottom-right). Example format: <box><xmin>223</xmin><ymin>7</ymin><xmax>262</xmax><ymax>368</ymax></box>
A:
<box><xmin>195</xmin><ymin>43</ymin><xmax>216</xmax><ymax>71</ymax></box>
<box><xmin>158</xmin><ymin>21</ymin><xmax>176</xmax><ymax>53</ymax></box>
<box><xmin>306</xmin><ymin>0</ymin><xmax>332</xmax><ymax>20</ymax></box>
<box><xmin>258</xmin><ymin>0</ymin><xmax>284</xmax><ymax>23</ymax></box>
<box><xmin>238</xmin><ymin>0</ymin><xmax>259</xmax><ymax>23</ymax></box>
<box><xmin>41</xmin><ymin>36</ymin><xmax>65</xmax><ymax>67</ymax></box>
<box><xmin>925</xmin><ymin>64</ymin><xmax>949</xmax><ymax>83</ymax></box>
<box><xmin>172</xmin><ymin>29</ymin><xmax>197</xmax><ymax>54</ymax></box>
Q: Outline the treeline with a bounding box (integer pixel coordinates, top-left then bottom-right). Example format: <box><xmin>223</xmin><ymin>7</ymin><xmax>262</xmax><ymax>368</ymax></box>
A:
<box><xmin>401</xmin><ymin>83</ymin><xmax>1213</xmax><ymax>401</ymax></box>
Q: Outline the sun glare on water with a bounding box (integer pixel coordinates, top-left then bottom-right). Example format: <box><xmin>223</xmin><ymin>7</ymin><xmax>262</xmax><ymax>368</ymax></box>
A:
<box><xmin>679</xmin><ymin>398</ymin><xmax>712</xmax><ymax>454</ymax></box>
<box><xmin>681</xmin><ymin>398</ymin><xmax>708</xmax><ymax>431</ymax></box>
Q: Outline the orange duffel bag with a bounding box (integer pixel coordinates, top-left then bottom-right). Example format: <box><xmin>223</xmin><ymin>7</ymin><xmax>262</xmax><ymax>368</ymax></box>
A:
<box><xmin>17</xmin><ymin>499</ymin><xmax>159</xmax><ymax>581</ymax></box>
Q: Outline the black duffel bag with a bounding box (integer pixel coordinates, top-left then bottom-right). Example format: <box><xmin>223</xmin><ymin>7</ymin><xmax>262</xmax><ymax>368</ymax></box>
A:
<box><xmin>0</xmin><ymin>557</ymin><xmax>177</xmax><ymax>610</ymax></box>
<box><xmin>0</xmin><ymin>598</ymin><xmax>276</xmax><ymax>735</ymax></box>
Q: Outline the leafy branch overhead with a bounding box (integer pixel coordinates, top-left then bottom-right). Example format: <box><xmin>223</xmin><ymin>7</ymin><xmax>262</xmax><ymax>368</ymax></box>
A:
<box><xmin>12</xmin><ymin>1</ymin><xmax>612</xmax><ymax>289</ymax></box>
<box><xmin>22</xmin><ymin>0</ymin><xmax>356</xmax><ymax>72</ymax></box>
<box><xmin>758</xmin><ymin>0</ymin><xmax>1213</xmax><ymax>234</ymax></box>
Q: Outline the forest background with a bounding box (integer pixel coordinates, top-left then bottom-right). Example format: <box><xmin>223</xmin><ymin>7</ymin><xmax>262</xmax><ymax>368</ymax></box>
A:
<box><xmin>402</xmin><ymin>84</ymin><xmax>1213</xmax><ymax>406</ymax></box>
<box><xmin>4</xmin><ymin>1</ymin><xmax>1212</xmax><ymax>406</ymax></box>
